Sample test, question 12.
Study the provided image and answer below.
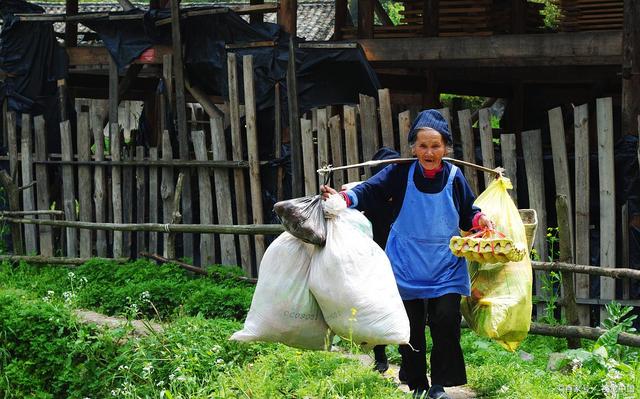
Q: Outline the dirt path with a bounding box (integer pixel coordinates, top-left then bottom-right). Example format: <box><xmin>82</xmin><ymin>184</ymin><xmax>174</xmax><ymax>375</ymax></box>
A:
<box><xmin>348</xmin><ymin>353</ymin><xmax>477</xmax><ymax>399</ymax></box>
<box><xmin>74</xmin><ymin>309</ymin><xmax>163</xmax><ymax>337</ymax></box>
<box><xmin>74</xmin><ymin>310</ymin><xmax>476</xmax><ymax>397</ymax></box>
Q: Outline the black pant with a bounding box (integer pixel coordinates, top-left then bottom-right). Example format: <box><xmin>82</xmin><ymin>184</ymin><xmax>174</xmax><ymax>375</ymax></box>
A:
<box><xmin>399</xmin><ymin>293</ymin><xmax>467</xmax><ymax>391</ymax></box>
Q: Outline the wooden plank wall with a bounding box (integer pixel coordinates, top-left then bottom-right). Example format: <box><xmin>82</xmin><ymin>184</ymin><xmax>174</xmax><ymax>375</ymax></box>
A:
<box><xmin>1</xmin><ymin>86</ymin><xmax>630</xmax><ymax>323</ymax></box>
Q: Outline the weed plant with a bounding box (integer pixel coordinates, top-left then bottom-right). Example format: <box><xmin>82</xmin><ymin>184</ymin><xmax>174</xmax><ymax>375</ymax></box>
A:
<box><xmin>0</xmin><ymin>259</ymin><xmax>254</xmax><ymax>321</ymax></box>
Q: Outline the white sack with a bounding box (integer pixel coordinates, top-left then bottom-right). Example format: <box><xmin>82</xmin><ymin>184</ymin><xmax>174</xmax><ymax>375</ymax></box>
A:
<box><xmin>231</xmin><ymin>232</ymin><xmax>331</xmax><ymax>350</ymax></box>
<box><xmin>308</xmin><ymin>195</ymin><xmax>410</xmax><ymax>346</ymax></box>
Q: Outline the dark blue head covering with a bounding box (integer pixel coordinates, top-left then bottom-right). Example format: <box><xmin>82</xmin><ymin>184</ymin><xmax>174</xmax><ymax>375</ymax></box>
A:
<box><xmin>371</xmin><ymin>147</ymin><xmax>400</xmax><ymax>174</ymax></box>
<box><xmin>408</xmin><ymin>109</ymin><xmax>452</xmax><ymax>145</ymax></box>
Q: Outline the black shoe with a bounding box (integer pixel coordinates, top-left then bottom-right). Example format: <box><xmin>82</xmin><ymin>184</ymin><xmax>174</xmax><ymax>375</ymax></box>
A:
<box><xmin>428</xmin><ymin>385</ymin><xmax>451</xmax><ymax>399</ymax></box>
<box><xmin>398</xmin><ymin>367</ymin><xmax>407</xmax><ymax>383</ymax></box>
<box><xmin>373</xmin><ymin>359</ymin><xmax>389</xmax><ymax>373</ymax></box>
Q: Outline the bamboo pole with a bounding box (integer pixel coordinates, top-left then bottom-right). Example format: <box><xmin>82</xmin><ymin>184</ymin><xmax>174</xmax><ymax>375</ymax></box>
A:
<box><xmin>531</xmin><ymin>261</ymin><xmax>640</xmax><ymax>280</ymax></box>
<box><xmin>0</xmin><ymin>217</ymin><xmax>284</xmax><ymax>235</ymax></box>
<box><xmin>529</xmin><ymin>323</ymin><xmax>640</xmax><ymax>348</ymax></box>
<box><xmin>0</xmin><ymin>210</ymin><xmax>64</xmax><ymax>216</ymax></box>
<box><xmin>33</xmin><ymin>159</ymin><xmax>252</xmax><ymax>168</ymax></box>
<box><xmin>0</xmin><ymin>255</ymin><xmax>128</xmax><ymax>265</ymax></box>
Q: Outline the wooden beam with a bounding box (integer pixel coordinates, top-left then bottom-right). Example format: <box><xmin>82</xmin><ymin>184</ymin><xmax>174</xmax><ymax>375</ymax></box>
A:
<box><xmin>357</xmin><ymin>31</ymin><xmax>623</xmax><ymax>67</ymax></box>
<box><xmin>286</xmin><ymin>37</ymin><xmax>303</xmax><ymax>197</ymax></box>
<box><xmin>358</xmin><ymin>0</ymin><xmax>374</xmax><ymax>38</ymax></box>
<box><xmin>423</xmin><ymin>0</ymin><xmax>439</xmax><ymax>37</ymax></box>
<box><xmin>65</xmin><ymin>0</ymin><xmax>78</xmax><ymax>47</ymax></box>
<box><xmin>622</xmin><ymin>0</ymin><xmax>640</xmax><ymax>136</ymax></box>
<box><xmin>511</xmin><ymin>0</ymin><xmax>525</xmax><ymax>34</ymax></box>
<box><xmin>334</xmin><ymin>0</ymin><xmax>348</xmax><ymax>40</ymax></box>
<box><xmin>278</xmin><ymin>0</ymin><xmax>297</xmax><ymax>35</ymax></box>
<box><xmin>66</xmin><ymin>46</ymin><xmax>172</xmax><ymax>66</ymax></box>
<box><xmin>169</xmin><ymin>0</ymin><xmax>194</xmax><ymax>261</ymax></box>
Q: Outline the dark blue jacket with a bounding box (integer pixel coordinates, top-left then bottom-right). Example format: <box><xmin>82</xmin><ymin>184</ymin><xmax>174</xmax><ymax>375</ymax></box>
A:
<box><xmin>346</xmin><ymin>161</ymin><xmax>481</xmax><ymax>232</ymax></box>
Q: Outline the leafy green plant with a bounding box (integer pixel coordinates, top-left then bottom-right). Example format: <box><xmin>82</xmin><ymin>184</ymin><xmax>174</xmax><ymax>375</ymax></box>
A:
<box><xmin>539</xmin><ymin>271</ymin><xmax>562</xmax><ymax>325</ymax></box>
<box><xmin>546</xmin><ymin>226</ymin><xmax>560</xmax><ymax>261</ymax></box>
<box><xmin>380</xmin><ymin>0</ymin><xmax>404</xmax><ymax>25</ymax></box>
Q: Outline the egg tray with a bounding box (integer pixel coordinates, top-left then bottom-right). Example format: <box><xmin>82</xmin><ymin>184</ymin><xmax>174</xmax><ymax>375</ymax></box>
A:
<box><xmin>449</xmin><ymin>231</ymin><xmax>526</xmax><ymax>264</ymax></box>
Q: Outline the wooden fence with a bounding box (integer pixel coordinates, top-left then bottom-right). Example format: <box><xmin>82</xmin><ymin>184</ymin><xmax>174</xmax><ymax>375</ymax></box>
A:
<box><xmin>0</xmin><ymin>51</ymin><xmax>637</xmax><ymax>324</ymax></box>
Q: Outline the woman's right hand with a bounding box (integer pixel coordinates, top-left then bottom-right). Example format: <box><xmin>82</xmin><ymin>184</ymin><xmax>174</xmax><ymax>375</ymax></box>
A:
<box><xmin>320</xmin><ymin>185</ymin><xmax>338</xmax><ymax>200</ymax></box>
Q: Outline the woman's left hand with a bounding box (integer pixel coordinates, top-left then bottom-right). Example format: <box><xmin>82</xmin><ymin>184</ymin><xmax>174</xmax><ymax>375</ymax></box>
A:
<box><xmin>478</xmin><ymin>214</ymin><xmax>495</xmax><ymax>230</ymax></box>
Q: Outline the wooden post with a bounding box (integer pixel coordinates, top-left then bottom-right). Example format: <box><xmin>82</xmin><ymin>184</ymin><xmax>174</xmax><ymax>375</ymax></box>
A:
<box><xmin>423</xmin><ymin>0</ymin><xmax>439</xmax><ymax>37</ymax></box>
<box><xmin>7</xmin><ymin>112</ymin><xmax>18</xmax><ymax>183</ymax></box>
<box><xmin>511</xmin><ymin>0</ymin><xmax>525</xmax><ymax>34</ymax></box>
<box><xmin>191</xmin><ymin>130</ymin><xmax>215</xmax><ymax>267</ymax></box>
<box><xmin>65</xmin><ymin>0</ymin><xmax>78</xmax><ymax>47</ymax></box>
<box><xmin>148</xmin><ymin>147</ymin><xmax>159</xmax><ymax>255</ymax></box>
<box><xmin>227</xmin><ymin>53</ymin><xmax>252</xmax><ymax>274</ymax></box>
<box><xmin>521</xmin><ymin>129</ymin><xmax>548</xmax><ymax>319</ymax></box>
<box><xmin>33</xmin><ymin>116</ymin><xmax>53</xmax><ymax>256</ymax></box>
<box><xmin>328</xmin><ymin>114</ymin><xmax>345</xmax><ymax>189</ymax></box>
<box><xmin>274</xmin><ymin>82</ymin><xmax>284</xmax><ymax>201</ymax></box>
<box><xmin>596</xmin><ymin>97</ymin><xmax>616</xmax><ymax>322</ymax></box>
<box><xmin>478</xmin><ymin>108</ymin><xmax>495</xmax><ymax>188</ymax></box>
<box><xmin>0</xmin><ymin>170</ymin><xmax>23</xmax><ymax>254</ymax></box>
<box><xmin>210</xmin><ymin>117</ymin><xmax>237</xmax><ymax>267</ymax></box>
<box><xmin>358</xmin><ymin>0</ymin><xmax>374</xmax><ymax>38</ymax></box>
<box><xmin>170</xmin><ymin>0</ymin><xmax>193</xmax><ymax>262</ymax></box>
<box><xmin>20</xmin><ymin>114</ymin><xmax>37</xmax><ymax>254</ymax></box>
<box><xmin>301</xmin><ymin>118</ymin><xmax>316</xmax><ymax>195</ymax></box>
<box><xmin>122</xmin><ymin>148</ymin><xmax>133</xmax><ymax>257</ymax></box>
<box><xmin>317</xmin><ymin>108</ymin><xmax>329</xmax><ymax>170</ymax></box>
<box><xmin>622</xmin><ymin>204</ymin><xmax>630</xmax><ymax>300</ymax></box>
<box><xmin>161</xmin><ymin>131</ymin><xmax>175</xmax><ymax>258</ymax></box>
<box><xmin>2</xmin><ymin>99</ymin><xmax>7</xmax><ymax>149</ymax></box>
<box><xmin>109</xmin><ymin>57</ymin><xmax>123</xmax><ymax>258</ymax></box>
<box><xmin>344</xmin><ymin>106</ymin><xmax>360</xmax><ymax>183</ymax></box>
<box><xmin>286</xmin><ymin>38</ymin><xmax>303</xmax><ymax>197</ymax></box>
<box><xmin>136</xmin><ymin>146</ymin><xmax>147</xmax><ymax>255</ymax></box>
<box><xmin>60</xmin><ymin>120</ymin><xmax>78</xmax><ymax>257</ymax></box>
<box><xmin>278</xmin><ymin>0</ymin><xmax>297</xmax><ymax>35</ymax></box>
<box><xmin>574</xmin><ymin>103</ymin><xmax>591</xmax><ymax>325</ymax></box>
<box><xmin>500</xmin><ymin>133</ymin><xmax>517</xmax><ymax>205</ymax></box>
<box><xmin>243</xmin><ymin>55</ymin><xmax>266</xmax><ymax>265</ymax></box>
<box><xmin>457</xmin><ymin>109</ymin><xmax>479</xmax><ymax>195</ymax></box>
<box><xmin>334</xmin><ymin>0</ymin><xmax>347</xmax><ymax>40</ymax></box>
<box><xmin>378</xmin><ymin>89</ymin><xmax>395</xmax><ymax>150</ymax></box>
<box><xmin>399</xmin><ymin>110</ymin><xmax>411</xmax><ymax>158</ymax></box>
<box><xmin>166</xmin><ymin>173</ymin><xmax>184</xmax><ymax>260</ymax></box>
<box><xmin>91</xmin><ymin>101</ymin><xmax>107</xmax><ymax>257</ymax></box>
<box><xmin>548</xmin><ymin>106</ymin><xmax>574</xmax><ymax>256</ymax></box>
<box><xmin>622</xmin><ymin>0</ymin><xmax>640</xmax><ymax>137</ymax></box>
<box><xmin>249</xmin><ymin>0</ymin><xmax>265</xmax><ymax>24</ymax></box>
<box><xmin>77</xmin><ymin>108</ymin><xmax>93</xmax><ymax>258</ymax></box>
<box><xmin>556</xmin><ymin>194</ymin><xmax>581</xmax><ymax>349</ymax></box>
<box><xmin>359</xmin><ymin>94</ymin><xmax>379</xmax><ymax>177</ymax></box>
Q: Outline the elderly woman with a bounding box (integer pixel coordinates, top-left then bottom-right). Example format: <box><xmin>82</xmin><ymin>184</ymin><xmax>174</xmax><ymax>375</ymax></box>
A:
<box><xmin>321</xmin><ymin>109</ymin><xmax>493</xmax><ymax>399</ymax></box>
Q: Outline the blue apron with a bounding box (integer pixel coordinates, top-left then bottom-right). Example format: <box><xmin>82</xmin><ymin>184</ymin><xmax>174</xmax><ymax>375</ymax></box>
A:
<box><xmin>385</xmin><ymin>162</ymin><xmax>470</xmax><ymax>300</ymax></box>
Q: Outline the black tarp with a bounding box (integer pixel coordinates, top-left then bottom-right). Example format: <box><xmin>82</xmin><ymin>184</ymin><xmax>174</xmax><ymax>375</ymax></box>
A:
<box><xmin>83</xmin><ymin>7</ymin><xmax>380</xmax><ymax>114</ymax></box>
<box><xmin>0</xmin><ymin>0</ymin><xmax>67</xmax><ymax>114</ymax></box>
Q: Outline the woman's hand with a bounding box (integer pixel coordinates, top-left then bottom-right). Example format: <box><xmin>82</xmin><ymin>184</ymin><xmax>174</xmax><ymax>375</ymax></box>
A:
<box><xmin>478</xmin><ymin>214</ymin><xmax>495</xmax><ymax>230</ymax></box>
<box><xmin>320</xmin><ymin>185</ymin><xmax>338</xmax><ymax>201</ymax></box>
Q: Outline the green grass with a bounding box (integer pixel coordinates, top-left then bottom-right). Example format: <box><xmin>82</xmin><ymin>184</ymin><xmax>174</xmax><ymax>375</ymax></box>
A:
<box><xmin>1</xmin><ymin>259</ymin><xmax>639</xmax><ymax>398</ymax></box>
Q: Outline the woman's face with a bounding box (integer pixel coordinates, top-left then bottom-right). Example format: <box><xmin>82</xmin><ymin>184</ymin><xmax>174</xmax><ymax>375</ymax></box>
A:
<box><xmin>412</xmin><ymin>128</ymin><xmax>446</xmax><ymax>171</ymax></box>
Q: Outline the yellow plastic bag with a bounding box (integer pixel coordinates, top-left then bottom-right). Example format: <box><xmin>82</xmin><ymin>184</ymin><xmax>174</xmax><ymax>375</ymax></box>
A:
<box><xmin>460</xmin><ymin>177</ymin><xmax>532</xmax><ymax>352</ymax></box>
